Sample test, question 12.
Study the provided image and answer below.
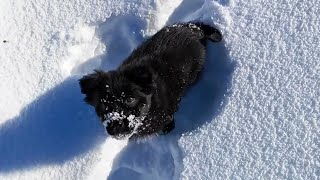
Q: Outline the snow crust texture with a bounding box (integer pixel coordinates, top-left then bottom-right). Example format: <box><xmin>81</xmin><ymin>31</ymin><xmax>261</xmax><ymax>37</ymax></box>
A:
<box><xmin>180</xmin><ymin>0</ymin><xmax>320</xmax><ymax>179</ymax></box>
<box><xmin>0</xmin><ymin>0</ymin><xmax>319</xmax><ymax>179</ymax></box>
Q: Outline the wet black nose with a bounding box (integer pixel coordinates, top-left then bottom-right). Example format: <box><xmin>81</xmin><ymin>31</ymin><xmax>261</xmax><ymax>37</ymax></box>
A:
<box><xmin>106</xmin><ymin>121</ymin><xmax>128</xmax><ymax>136</ymax></box>
<box><xmin>106</xmin><ymin>125</ymin><xmax>115</xmax><ymax>135</ymax></box>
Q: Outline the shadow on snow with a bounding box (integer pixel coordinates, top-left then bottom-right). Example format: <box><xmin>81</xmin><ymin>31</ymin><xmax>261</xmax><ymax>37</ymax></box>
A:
<box><xmin>0</xmin><ymin>78</ymin><xmax>105</xmax><ymax>173</ymax></box>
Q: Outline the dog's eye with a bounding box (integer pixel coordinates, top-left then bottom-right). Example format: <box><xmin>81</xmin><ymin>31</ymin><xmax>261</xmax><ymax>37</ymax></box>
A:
<box><xmin>125</xmin><ymin>97</ymin><xmax>138</xmax><ymax>107</ymax></box>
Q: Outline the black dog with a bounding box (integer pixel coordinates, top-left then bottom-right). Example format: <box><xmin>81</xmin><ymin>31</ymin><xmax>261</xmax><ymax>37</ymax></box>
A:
<box><xmin>79</xmin><ymin>22</ymin><xmax>222</xmax><ymax>139</ymax></box>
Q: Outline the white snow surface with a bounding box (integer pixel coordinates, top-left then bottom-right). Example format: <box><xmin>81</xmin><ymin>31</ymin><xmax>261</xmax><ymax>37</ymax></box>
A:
<box><xmin>0</xmin><ymin>0</ymin><xmax>319</xmax><ymax>179</ymax></box>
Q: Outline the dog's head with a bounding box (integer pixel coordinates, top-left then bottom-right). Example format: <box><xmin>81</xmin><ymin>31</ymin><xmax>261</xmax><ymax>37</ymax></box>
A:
<box><xmin>79</xmin><ymin>67</ymin><xmax>155</xmax><ymax>139</ymax></box>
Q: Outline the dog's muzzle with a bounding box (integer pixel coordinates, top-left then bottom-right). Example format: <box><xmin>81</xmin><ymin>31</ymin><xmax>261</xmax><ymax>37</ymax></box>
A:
<box><xmin>102</xmin><ymin>112</ymin><xmax>135</xmax><ymax>138</ymax></box>
<box><xmin>102</xmin><ymin>111</ymin><xmax>146</xmax><ymax>139</ymax></box>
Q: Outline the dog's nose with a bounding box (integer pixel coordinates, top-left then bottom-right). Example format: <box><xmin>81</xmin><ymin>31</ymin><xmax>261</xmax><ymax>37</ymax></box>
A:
<box><xmin>106</xmin><ymin>121</ymin><xmax>127</xmax><ymax>136</ymax></box>
<box><xmin>106</xmin><ymin>126</ymin><xmax>116</xmax><ymax>135</ymax></box>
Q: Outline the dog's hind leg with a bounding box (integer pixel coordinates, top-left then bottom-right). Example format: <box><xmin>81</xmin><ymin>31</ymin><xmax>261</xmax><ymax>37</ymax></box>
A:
<box><xmin>196</xmin><ymin>23</ymin><xmax>222</xmax><ymax>42</ymax></box>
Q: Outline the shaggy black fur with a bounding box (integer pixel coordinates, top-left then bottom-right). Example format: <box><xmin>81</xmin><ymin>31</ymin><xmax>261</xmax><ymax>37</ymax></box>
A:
<box><xmin>79</xmin><ymin>22</ymin><xmax>222</xmax><ymax>139</ymax></box>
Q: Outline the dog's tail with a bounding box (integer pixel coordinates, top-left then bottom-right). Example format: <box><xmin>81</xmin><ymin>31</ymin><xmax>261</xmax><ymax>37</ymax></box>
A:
<box><xmin>195</xmin><ymin>23</ymin><xmax>222</xmax><ymax>42</ymax></box>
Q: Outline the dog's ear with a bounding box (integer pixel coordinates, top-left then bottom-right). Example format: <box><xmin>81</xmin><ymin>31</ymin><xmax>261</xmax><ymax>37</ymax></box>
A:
<box><xmin>79</xmin><ymin>70</ymin><xmax>104</xmax><ymax>106</ymax></box>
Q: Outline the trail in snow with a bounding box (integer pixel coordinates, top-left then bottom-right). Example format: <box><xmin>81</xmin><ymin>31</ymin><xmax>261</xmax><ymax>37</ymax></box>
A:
<box><xmin>101</xmin><ymin>0</ymin><xmax>235</xmax><ymax>179</ymax></box>
<box><xmin>88</xmin><ymin>138</ymin><xmax>128</xmax><ymax>179</ymax></box>
<box><xmin>1</xmin><ymin>0</ymin><xmax>320</xmax><ymax>179</ymax></box>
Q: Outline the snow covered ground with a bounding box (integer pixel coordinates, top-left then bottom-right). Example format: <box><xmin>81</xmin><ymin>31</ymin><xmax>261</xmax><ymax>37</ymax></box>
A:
<box><xmin>0</xmin><ymin>0</ymin><xmax>319</xmax><ymax>179</ymax></box>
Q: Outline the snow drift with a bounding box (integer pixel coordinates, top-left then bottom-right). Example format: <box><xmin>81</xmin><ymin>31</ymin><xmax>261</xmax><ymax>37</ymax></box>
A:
<box><xmin>0</xmin><ymin>0</ymin><xmax>319</xmax><ymax>179</ymax></box>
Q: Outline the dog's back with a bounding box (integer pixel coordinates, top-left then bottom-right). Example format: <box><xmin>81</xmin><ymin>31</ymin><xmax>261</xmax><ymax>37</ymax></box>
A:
<box><xmin>121</xmin><ymin>23</ymin><xmax>222</xmax><ymax>83</ymax></box>
<box><xmin>126</xmin><ymin>23</ymin><xmax>222</xmax><ymax>63</ymax></box>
